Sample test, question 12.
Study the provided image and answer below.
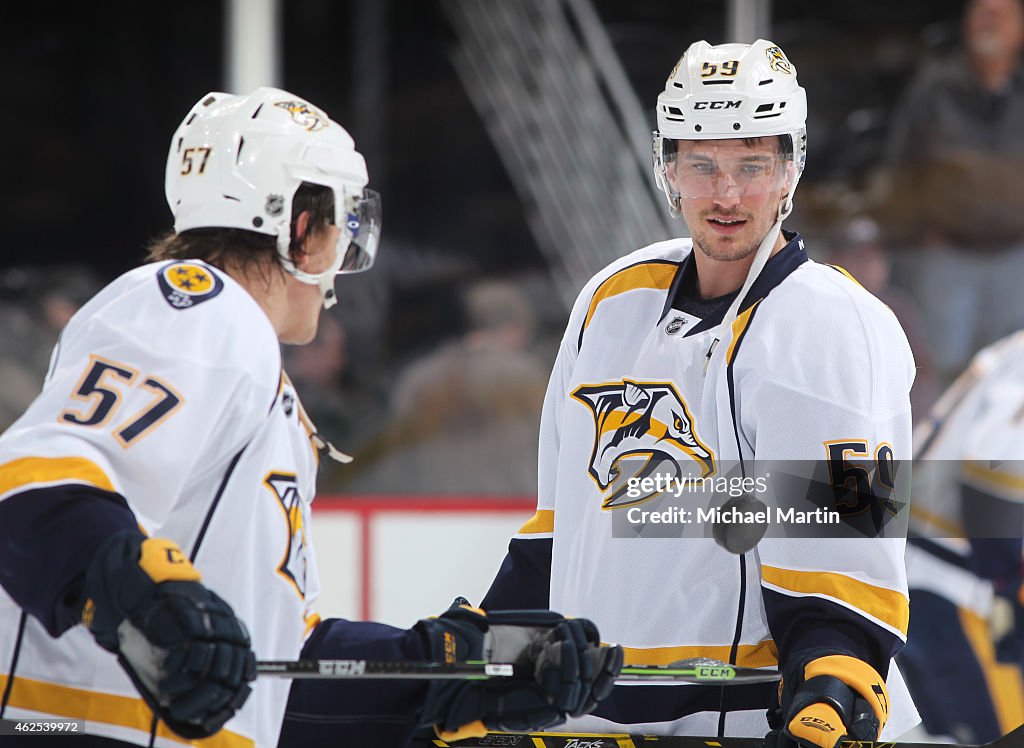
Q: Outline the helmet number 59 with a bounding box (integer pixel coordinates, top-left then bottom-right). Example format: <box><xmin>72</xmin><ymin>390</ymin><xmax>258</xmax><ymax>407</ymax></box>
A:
<box><xmin>701</xmin><ymin>60</ymin><xmax>739</xmax><ymax>77</ymax></box>
<box><xmin>180</xmin><ymin>146</ymin><xmax>212</xmax><ymax>176</ymax></box>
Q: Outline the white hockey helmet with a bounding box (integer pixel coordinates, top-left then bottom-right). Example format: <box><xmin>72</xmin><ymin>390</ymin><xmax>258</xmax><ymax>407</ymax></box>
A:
<box><xmin>652</xmin><ymin>39</ymin><xmax>807</xmax><ymax>218</ymax></box>
<box><xmin>165</xmin><ymin>87</ymin><xmax>381</xmax><ymax>308</ymax></box>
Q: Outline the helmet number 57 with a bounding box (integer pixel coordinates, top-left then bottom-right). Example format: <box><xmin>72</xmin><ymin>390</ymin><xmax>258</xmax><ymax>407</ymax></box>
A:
<box><xmin>180</xmin><ymin>146</ymin><xmax>212</xmax><ymax>176</ymax></box>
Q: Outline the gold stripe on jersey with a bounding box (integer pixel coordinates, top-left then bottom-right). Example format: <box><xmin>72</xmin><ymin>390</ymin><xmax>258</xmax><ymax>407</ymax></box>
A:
<box><xmin>583</xmin><ymin>262</ymin><xmax>677</xmax><ymax>332</ymax></box>
<box><xmin>959</xmin><ymin>607</ymin><xmax>1024</xmax><ymax>732</ymax></box>
<box><xmin>620</xmin><ymin>639</ymin><xmax>778</xmax><ymax>668</ymax></box>
<box><xmin>0</xmin><ymin>674</ymin><xmax>253</xmax><ymax>748</ymax></box>
<box><xmin>0</xmin><ymin>456</ymin><xmax>115</xmax><ymax>497</ymax></box>
<box><xmin>827</xmin><ymin>264</ymin><xmax>864</xmax><ymax>289</ymax></box>
<box><xmin>518</xmin><ymin>509</ymin><xmax>554</xmax><ymax>534</ymax></box>
<box><xmin>909</xmin><ymin>503</ymin><xmax>965</xmax><ymax>537</ymax></box>
<box><xmin>304</xmin><ymin>611</ymin><xmax>322</xmax><ymax>639</ymax></box>
<box><xmin>761</xmin><ymin>565</ymin><xmax>909</xmax><ymax>635</ymax></box>
<box><xmin>961</xmin><ymin>460</ymin><xmax>1024</xmax><ymax>500</ymax></box>
<box><xmin>726</xmin><ymin>298</ymin><xmax>763</xmax><ymax>365</ymax></box>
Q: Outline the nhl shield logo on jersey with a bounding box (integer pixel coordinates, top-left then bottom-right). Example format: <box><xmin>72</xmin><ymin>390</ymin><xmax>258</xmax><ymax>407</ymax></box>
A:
<box><xmin>572</xmin><ymin>380</ymin><xmax>715</xmax><ymax>509</ymax></box>
<box><xmin>157</xmin><ymin>261</ymin><xmax>225</xmax><ymax>310</ymax></box>
<box><xmin>274</xmin><ymin>100</ymin><xmax>328</xmax><ymax>131</ymax></box>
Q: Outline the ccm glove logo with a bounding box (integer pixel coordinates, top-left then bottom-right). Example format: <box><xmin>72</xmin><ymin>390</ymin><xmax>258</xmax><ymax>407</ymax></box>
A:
<box><xmin>139</xmin><ymin>538</ymin><xmax>201</xmax><ymax>583</ymax></box>
<box><xmin>789</xmin><ymin>702</ymin><xmax>846</xmax><ymax>747</ymax></box>
<box><xmin>799</xmin><ymin>714</ymin><xmax>838</xmax><ymax>734</ymax></box>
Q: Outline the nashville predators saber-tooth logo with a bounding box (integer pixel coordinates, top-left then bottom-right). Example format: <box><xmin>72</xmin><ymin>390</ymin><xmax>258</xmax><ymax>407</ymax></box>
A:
<box><xmin>274</xmin><ymin>100</ymin><xmax>328</xmax><ymax>131</ymax></box>
<box><xmin>264</xmin><ymin>472</ymin><xmax>309</xmax><ymax>598</ymax></box>
<box><xmin>572</xmin><ymin>380</ymin><xmax>715</xmax><ymax>510</ymax></box>
<box><xmin>765</xmin><ymin>46</ymin><xmax>792</xmax><ymax>74</ymax></box>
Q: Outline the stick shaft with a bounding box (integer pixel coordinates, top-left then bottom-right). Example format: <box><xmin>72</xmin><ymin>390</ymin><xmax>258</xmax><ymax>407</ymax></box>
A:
<box><xmin>257</xmin><ymin>659</ymin><xmax>509</xmax><ymax>680</ymax></box>
<box><xmin>257</xmin><ymin>659</ymin><xmax>780</xmax><ymax>684</ymax></box>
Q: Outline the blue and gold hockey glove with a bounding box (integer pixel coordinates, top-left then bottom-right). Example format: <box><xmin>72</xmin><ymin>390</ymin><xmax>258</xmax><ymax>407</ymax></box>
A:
<box><xmin>766</xmin><ymin>650</ymin><xmax>889</xmax><ymax>748</ymax></box>
<box><xmin>416</xmin><ymin>602</ymin><xmax>623</xmax><ymax>741</ymax></box>
<box><xmin>82</xmin><ymin>529</ymin><xmax>257</xmax><ymax>739</ymax></box>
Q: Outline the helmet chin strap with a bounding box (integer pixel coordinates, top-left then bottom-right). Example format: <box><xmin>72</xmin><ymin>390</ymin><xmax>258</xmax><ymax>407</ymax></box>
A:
<box><xmin>718</xmin><ymin>171</ymin><xmax>802</xmax><ymax>331</ymax></box>
<box><xmin>275</xmin><ymin>231</ymin><xmax>342</xmax><ymax>310</ymax></box>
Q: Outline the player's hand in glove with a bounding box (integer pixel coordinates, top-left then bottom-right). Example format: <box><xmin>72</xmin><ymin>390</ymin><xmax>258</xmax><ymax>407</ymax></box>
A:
<box><xmin>765</xmin><ymin>650</ymin><xmax>889</xmax><ymax>748</ymax></box>
<box><xmin>82</xmin><ymin>529</ymin><xmax>257</xmax><ymax>739</ymax></box>
<box><xmin>415</xmin><ymin>601</ymin><xmax>623</xmax><ymax>741</ymax></box>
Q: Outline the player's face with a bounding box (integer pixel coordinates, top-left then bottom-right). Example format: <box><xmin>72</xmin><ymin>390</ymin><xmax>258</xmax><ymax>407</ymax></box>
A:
<box><xmin>670</xmin><ymin>137</ymin><xmax>792</xmax><ymax>263</ymax></box>
<box><xmin>281</xmin><ymin>223</ymin><xmax>341</xmax><ymax>345</ymax></box>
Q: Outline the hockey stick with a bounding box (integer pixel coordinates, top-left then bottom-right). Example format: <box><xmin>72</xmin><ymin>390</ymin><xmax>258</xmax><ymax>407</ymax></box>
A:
<box><xmin>257</xmin><ymin>657</ymin><xmax>780</xmax><ymax>685</ymax></box>
<box><xmin>437</xmin><ymin>722</ymin><xmax>1024</xmax><ymax>748</ymax></box>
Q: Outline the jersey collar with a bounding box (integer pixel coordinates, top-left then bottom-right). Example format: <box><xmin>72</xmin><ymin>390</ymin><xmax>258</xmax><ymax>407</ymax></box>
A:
<box><xmin>661</xmin><ymin>230</ymin><xmax>808</xmax><ymax>336</ymax></box>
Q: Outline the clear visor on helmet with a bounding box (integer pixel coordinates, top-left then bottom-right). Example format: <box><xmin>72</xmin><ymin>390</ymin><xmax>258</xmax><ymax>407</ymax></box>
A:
<box><xmin>337</xmin><ymin>188</ymin><xmax>382</xmax><ymax>274</ymax></box>
<box><xmin>660</xmin><ymin>137</ymin><xmax>794</xmax><ymax>199</ymax></box>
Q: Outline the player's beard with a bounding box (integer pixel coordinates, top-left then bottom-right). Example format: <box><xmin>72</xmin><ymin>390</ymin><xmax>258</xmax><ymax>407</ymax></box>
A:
<box><xmin>693</xmin><ymin>234</ymin><xmax>758</xmax><ymax>262</ymax></box>
<box><xmin>691</xmin><ymin>210</ymin><xmax>762</xmax><ymax>262</ymax></box>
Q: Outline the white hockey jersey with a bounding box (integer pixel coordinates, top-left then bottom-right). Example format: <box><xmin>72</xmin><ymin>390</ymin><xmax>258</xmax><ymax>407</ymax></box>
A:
<box><xmin>508</xmin><ymin>235</ymin><xmax>918</xmax><ymax>737</ymax></box>
<box><xmin>0</xmin><ymin>261</ymin><xmax>321</xmax><ymax>748</ymax></box>
<box><xmin>907</xmin><ymin>331</ymin><xmax>1024</xmax><ymax>616</ymax></box>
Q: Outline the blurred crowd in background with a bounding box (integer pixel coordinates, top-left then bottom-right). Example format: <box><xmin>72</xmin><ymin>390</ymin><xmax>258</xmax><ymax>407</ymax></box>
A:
<box><xmin>4</xmin><ymin>0</ymin><xmax>1024</xmax><ymax>494</ymax></box>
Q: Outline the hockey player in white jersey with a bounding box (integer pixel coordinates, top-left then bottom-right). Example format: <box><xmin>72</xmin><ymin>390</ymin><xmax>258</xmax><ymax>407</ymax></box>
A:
<box><xmin>482</xmin><ymin>40</ymin><xmax>919</xmax><ymax>747</ymax></box>
<box><xmin>900</xmin><ymin>332</ymin><xmax>1024</xmax><ymax>742</ymax></box>
<box><xmin>0</xmin><ymin>88</ymin><xmax>621</xmax><ymax>747</ymax></box>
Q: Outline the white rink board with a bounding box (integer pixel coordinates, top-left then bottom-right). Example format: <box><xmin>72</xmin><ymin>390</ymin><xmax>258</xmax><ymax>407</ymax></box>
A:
<box><xmin>309</xmin><ymin>499</ymin><xmax>532</xmax><ymax>627</ymax></box>
<box><xmin>306</xmin><ymin>513</ymin><xmax>361</xmax><ymax>620</ymax></box>
<box><xmin>370</xmin><ymin>513</ymin><xmax>522</xmax><ymax>626</ymax></box>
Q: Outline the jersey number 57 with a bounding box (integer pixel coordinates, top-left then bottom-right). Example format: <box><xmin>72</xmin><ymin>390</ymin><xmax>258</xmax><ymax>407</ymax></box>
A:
<box><xmin>59</xmin><ymin>355</ymin><xmax>183</xmax><ymax>448</ymax></box>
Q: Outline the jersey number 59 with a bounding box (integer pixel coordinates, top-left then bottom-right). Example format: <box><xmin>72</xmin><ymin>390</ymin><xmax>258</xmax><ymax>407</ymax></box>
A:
<box><xmin>824</xmin><ymin>439</ymin><xmax>897</xmax><ymax>517</ymax></box>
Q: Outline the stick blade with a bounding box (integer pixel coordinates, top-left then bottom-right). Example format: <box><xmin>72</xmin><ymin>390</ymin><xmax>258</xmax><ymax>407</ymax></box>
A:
<box><xmin>441</xmin><ymin>725</ymin><xmax>1020</xmax><ymax>748</ymax></box>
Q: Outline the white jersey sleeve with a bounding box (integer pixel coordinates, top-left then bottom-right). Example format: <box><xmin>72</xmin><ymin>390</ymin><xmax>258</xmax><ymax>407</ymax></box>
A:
<box><xmin>957</xmin><ymin>333</ymin><xmax>1024</xmax><ymax>503</ymax></box>
<box><xmin>736</xmin><ymin>264</ymin><xmax>916</xmax><ymax>734</ymax></box>
<box><xmin>744</xmin><ymin>265</ymin><xmax>914</xmax><ymax>635</ymax></box>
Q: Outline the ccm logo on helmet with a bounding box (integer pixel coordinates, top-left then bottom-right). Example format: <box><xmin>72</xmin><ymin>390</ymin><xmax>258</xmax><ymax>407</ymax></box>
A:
<box><xmin>694</xmin><ymin>100</ymin><xmax>741</xmax><ymax>110</ymax></box>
